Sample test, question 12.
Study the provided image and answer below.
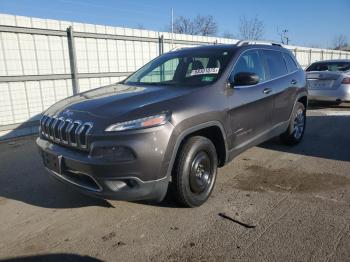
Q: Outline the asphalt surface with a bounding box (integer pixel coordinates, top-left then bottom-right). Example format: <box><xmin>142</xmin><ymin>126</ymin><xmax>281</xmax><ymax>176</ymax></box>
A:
<box><xmin>0</xmin><ymin>103</ymin><xmax>350</xmax><ymax>262</ymax></box>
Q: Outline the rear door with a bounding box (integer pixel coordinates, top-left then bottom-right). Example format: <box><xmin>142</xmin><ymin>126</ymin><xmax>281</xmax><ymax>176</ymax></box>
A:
<box><xmin>261</xmin><ymin>50</ymin><xmax>297</xmax><ymax>125</ymax></box>
<box><xmin>227</xmin><ymin>49</ymin><xmax>274</xmax><ymax>148</ymax></box>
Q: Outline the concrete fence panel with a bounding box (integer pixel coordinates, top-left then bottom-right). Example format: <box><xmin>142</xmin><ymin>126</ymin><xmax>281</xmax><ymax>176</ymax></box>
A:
<box><xmin>0</xmin><ymin>13</ymin><xmax>349</xmax><ymax>140</ymax></box>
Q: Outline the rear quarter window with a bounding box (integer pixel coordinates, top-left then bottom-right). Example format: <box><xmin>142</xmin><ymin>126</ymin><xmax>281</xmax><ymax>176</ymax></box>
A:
<box><xmin>283</xmin><ymin>52</ymin><xmax>298</xmax><ymax>72</ymax></box>
<box><xmin>262</xmin><ymin>50</ymin><xmax>288</xmax><ymax>79</ymax></box>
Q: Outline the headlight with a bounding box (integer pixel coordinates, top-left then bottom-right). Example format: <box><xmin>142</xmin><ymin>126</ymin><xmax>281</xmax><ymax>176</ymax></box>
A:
<box><xmin>105</xmin><ymin>113</ymin><xmax>169</xmax><ymax>132</ymax></box>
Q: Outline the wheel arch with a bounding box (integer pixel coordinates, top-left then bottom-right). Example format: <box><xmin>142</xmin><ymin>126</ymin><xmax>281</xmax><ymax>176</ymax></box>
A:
<box><xmin>297</xmin><ymin>94</ymin><xmax>308</xmax><ymax>109</ymax></box>
<box><xmin>288</xmin><ymin>92</ymin><xmax>308</xmax><ymax>121</ymax></box>
<box><xmin>166</xmin><ymin>121</ymin><xmax>229</xmax><ymax>178</ymax></box>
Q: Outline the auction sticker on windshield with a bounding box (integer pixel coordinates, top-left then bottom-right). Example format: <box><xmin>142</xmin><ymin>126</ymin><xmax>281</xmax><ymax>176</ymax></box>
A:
<box><xmin>191</xmin><ymin>68</ymin><xmax>219</xmax><ymax>76</ymax></box>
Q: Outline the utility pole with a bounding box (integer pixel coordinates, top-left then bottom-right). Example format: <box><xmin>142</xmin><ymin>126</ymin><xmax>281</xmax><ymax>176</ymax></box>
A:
<box><xmin>171</xmin><ymin>8</ymin><xmax>174</xmax><ymax>48</ymax></box>
<box><xmin>282</xmin><ymin>29</ymin><xmax>290</xmax><ymax>45</ymax></box>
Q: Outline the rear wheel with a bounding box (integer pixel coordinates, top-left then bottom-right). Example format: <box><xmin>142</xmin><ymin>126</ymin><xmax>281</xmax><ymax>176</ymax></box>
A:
<box><xmin>171</xmin><ymin>136</ymin><xmax>218</xmax><ymax>207</ymax></box>
<box><xmin>280</xmin><ymin>102</ymin><xmax>306</xmax><ymax>145</ymax></box>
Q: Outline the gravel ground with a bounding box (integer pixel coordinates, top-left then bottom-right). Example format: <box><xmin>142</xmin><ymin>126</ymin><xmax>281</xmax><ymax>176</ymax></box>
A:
<box><xmin>0</xmin><ymin>103</ymin><xmax>349</xmax><ymax>262</ymax></box>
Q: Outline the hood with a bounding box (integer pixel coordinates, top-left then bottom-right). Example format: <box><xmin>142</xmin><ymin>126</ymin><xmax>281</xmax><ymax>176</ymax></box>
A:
<box><xmin>45</xmin><ymin>83</ymin><xmax>196</xmax><ymax>120</ymax></box>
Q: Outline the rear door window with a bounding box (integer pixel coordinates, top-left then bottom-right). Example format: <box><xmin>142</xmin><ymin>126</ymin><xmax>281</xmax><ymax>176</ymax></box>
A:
<box><xmin>262</xmin><ymin>50</ymin><xmax>288</xmax><ymax>80</ymax></box>
<box><xmin>283</xmin><ymin>53</ymin><xmax>298</xmax><ymax>72</ymax></box>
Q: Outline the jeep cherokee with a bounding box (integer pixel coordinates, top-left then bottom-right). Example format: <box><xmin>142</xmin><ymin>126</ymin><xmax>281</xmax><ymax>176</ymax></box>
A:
<box><xmin>37</xmin><ymin>41</ymin><xmax>308</xmax><ymax>207</ymax></box>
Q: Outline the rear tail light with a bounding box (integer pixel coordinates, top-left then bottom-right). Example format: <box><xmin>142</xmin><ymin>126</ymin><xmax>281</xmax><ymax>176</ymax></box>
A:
<box><xmin>341</xmin><ymin>77</ymin><xmax>350</xmax><ymax>84</ymax></box>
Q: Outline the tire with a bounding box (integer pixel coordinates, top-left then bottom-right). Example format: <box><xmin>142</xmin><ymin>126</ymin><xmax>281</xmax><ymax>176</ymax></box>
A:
<box><xmin>171</xmin><ymin>136</ymin><xmax>218</xmax><ymax>207</ymax></box>
<box><xmin>280</xmin><ymin>102</ymin><xmax>306</xmax><ymax>145</ymax></box>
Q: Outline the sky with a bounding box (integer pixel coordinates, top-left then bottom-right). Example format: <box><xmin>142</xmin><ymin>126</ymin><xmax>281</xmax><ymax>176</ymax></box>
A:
<box><xmin>0</xmin><ymin>0</ymin><xmax>349</xmax><ymax>48</ymax></box>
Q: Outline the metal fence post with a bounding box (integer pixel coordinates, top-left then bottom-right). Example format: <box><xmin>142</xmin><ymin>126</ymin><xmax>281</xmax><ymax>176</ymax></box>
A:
<box><xmin>309</xmin><ymin>49</ymin><xmax>312</xmax><ymax>65</ymax></box>
<box><xmin>67</xmin><ymin>26</ymin><xmax>79</xmax><ymax>95</ymax></box>
<box><xmin>158</xmin><ymin>34</ymin><xmax>164</xmax><ymax>55</ymax></box>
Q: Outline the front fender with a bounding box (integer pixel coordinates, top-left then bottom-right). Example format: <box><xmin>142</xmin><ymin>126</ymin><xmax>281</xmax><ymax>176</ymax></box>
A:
<box><xmin>160</xmin><ymin>119</ymin><xmax>229</xmax><ymax>180</ymax></box>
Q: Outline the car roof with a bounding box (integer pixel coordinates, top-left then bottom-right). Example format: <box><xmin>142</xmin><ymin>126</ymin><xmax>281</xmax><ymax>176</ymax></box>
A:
<box><xmin>170</xmin><ymin>43</ymin><xmax>287</xmax><ymax>54</ymax></box>
<box><xmin>311</xmin><ymin>59</ymin><xmax>350</xmax><ymax>63</ymax></box>
<box><xmin>170</xmin><ymin>44</ymin><xmax>236</xmax><ymax>53</ymax></box>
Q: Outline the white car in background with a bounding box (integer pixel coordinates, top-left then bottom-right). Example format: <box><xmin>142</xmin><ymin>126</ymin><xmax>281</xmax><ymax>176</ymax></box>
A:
<box><xmin>306</xmin><ymin>59</ymin><xmax>350</xmax><ymax>104</ymax></box>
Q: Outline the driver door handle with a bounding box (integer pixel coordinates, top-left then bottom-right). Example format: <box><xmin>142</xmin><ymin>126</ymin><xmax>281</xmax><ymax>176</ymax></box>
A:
<box><xmin>263</xmin><ymin>88</ymin><xmax>272</xmax><ymax>94</ymax></box>
<box><xmin>291</xmin><ymin>79</ymin><xmax>297</xmax><ymax>85</ymax></box>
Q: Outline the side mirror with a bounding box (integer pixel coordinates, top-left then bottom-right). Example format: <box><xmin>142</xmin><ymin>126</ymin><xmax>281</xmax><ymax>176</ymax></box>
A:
<box><xmin>230</xmin><ymin>72</ymin><xmax>259</xmax><ymax>87</ymax></box>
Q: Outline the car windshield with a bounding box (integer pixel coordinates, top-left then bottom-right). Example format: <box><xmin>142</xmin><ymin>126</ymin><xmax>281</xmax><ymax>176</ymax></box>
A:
<box><xmin>306</xmin><ymin>61</ymin><xmax>350</xmax><ymax>72</ymax></box>
<box><xmin>124</xmin><ymin>48</ymin><xmax>234</xmax><ymax>87</ymax></box>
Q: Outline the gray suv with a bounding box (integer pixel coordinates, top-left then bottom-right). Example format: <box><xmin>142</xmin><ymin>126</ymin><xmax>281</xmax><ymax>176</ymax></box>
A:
<box><xmin>37</xmin><ymin>41</ymin><xmax>308</xmax><ymax>207</ymax></box>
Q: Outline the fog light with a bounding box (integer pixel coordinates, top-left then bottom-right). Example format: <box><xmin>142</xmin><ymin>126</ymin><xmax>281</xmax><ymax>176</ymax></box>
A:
<box><xmin>90</xmin><ymin>146</ymin><xmax>135</xmax><ymax>162</ymax></box>
<box><xmin>125</xmin><ymin>179</ymin><xmax>138</xmax><ymax>188</ymax></box>
<box><xmin>105</xmin><ymin>180</ymin><xmax>128</xmax><ymax>191</ymax></box>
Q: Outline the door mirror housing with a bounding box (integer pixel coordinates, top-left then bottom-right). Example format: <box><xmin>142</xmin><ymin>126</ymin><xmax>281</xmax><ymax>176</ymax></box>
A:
<box><xmin>230</xmin><ymin>72</ymin><xmax>259</xmax><ymax>87</ymax></box>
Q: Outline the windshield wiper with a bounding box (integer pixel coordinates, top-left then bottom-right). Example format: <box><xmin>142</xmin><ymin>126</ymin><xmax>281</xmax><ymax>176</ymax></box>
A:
<box><xmin>127</xmin><ymin>82</ymin><xmax>178</xmax><ymax>86</ymax></box>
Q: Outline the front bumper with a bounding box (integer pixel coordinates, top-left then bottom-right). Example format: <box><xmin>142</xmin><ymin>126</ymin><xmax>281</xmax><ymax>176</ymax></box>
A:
<box><xmin>36</xmin><ymin>124</ymin><xmax>174</xmax><ymax>202</ymax></box>
<box><xmin>308</xmin><ymin>84</ymin><xmax>350</xmax><ymax>102</ymax></box>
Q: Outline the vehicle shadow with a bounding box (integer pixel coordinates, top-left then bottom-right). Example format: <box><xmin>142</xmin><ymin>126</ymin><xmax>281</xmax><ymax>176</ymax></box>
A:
<box><xmin>0</xmin><ymin>136</ymin><xmax>113</xmax><ymax>209</ymax></box>
<box><xmin>0</xmin><ymin>253</ymin><xmax>102</xmax><ymax>262</ymax></box>
<box><xmin>260</xmin><ymin>114</ymin><xmax>350</xmax><ymax>162</ymax></box>
<box><xmin>308</xmin><ymin>101</ymin><xmax>350</xmax><ymax>110</ymax></box>
<box><xmin>0</xmin><ymin>114</ymin><xmax>41</xmax><ymax>141</ymax></box>
<box><xmin>135</xmin><ymin>189</ymin><xmax>183</xmax><ymax>208</ymax></box>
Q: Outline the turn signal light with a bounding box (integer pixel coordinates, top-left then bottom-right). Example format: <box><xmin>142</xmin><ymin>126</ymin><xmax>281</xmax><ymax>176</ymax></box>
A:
<box><xmin>341</xmin><ymin>77</ymin><xmax>350</xmax><ymax>84</ymax></box>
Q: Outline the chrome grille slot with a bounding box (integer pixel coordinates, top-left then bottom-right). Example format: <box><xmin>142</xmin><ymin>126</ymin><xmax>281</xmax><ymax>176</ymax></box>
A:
<box><xmin>60</xmin><ymin>119</ymin><xmax>72</xmax><ymax>143</ymax></box>
<box><xmin>77</xmin><ymin>123</ymin><xmax>93</xmax><ymax>148</ymax></box>
<box><xmin>50</xmin><ymin>118</ymin><xmax>58</xmax><ymax>139</ymax></box>
<box><xmin>55</xmin><ymin>118</ymin><xmax>64</xmax><ymax>140</ymax></box>
<box><xmin>45</xmin><ymin>117</ymin><xmax>53</xmax><ymax>137</ymax></box>
<box><xmin>68</xmin><ymin>121</ymin><xmax>81</xmax><ymax>146</ymax></box>
<box><xmin>40</xmin><ymin>115</ymin><xmax>93</xmax><ymax>150</ymax></box>
<box><xmin>40</xmin><ymin>116</ymin><xmax>48</xmax><ymax>134</ymax></box>
<box><xmin>43</xmin><ymin>117</ymin><xmax>50</xmax><ymax>136</ymax></box>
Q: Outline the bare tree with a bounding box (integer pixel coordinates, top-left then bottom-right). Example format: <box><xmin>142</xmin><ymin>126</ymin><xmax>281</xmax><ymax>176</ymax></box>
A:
<box><xmin>309</xmin><ymin>44</ymin><xmax>321</xmax><ymax>48</ymax></box>
<box><xmin>193</xmin><ymin>15</ymin><xmax>218</xmax><ymax>36</ymax></box>
<box><xmin>173</xmin><ymin>16</ymin><xmax>194</xmax><ymax>34</ymax></box>
<box><xmin>237</xmin><ymin>16</ymin><xmax>264</xmax><ymax>40</ymax></box>
<box><xmin>276</xmin><ymin>27</ymin><xmax>290</xmax><ymax>45</ymax></box>
<box><xmin>172</xmin><ymin>15</ymin><xmax>218</xmax><ymax>36</ymax></box>
<box><xmin>222</xmin><ymin>31</ymin><xmax>236</xmax><ymax>39</ymax></box>
<box><xmin>333</xmin><ymin>34</ymin><xmax>348</xmax><ymax>50</ymax></box>
<box><xmin>136</xmin><ymin>24</ymin><xmax>145</xmax><ymax>30</ymax></box>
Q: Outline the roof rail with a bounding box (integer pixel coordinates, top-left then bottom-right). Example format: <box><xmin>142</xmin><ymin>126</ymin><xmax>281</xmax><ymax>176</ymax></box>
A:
<box><xmin>236</xmin><ymin>40</ymin><xmax>282</xmax><ymax>47</ymax></box>
<box><xmin>169</xmin><ymin>47</ymin><xmax>185</xmax><ymax>52</ymax></box>
<box><xmin>169</xmin><ymin>46</ymin><xmax>193</xmax><ymax>52</ymax></box>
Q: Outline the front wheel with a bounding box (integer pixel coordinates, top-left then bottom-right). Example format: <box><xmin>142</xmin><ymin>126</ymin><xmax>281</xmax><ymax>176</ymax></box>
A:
<box><xmin>280</xmin><ymin>102</ymin><xmax>306</xmax><ymax>145</ymax></box>
<box><xmin>171</xmin><ymin>136</ymin><xmax>218</xmax><ymax>207</ymax></box>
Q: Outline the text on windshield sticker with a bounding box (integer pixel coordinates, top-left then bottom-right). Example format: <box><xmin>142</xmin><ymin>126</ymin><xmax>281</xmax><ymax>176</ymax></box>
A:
<box><xmin>191</xmin><ymin>68</ymin><xmax>219</xmax><ymax>76</ymax></box>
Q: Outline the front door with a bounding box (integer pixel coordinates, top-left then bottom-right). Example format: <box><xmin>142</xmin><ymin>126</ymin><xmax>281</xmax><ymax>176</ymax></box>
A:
<box><xmin>226</xmin><ymin>49</ymin><xmax>274</xmax><ymax>149</ymax></box>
